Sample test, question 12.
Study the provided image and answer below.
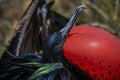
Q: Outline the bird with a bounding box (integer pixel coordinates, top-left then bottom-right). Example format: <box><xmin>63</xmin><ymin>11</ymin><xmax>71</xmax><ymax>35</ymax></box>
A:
<box><xmin>44</xmin><ymin>5</ymin><xmax>120</xmax><ymax>80</ymax></box>
<box><xmin>44</xmin><ymin>5</ymin><xmax>86</xmax><ymax>63</ymax></box>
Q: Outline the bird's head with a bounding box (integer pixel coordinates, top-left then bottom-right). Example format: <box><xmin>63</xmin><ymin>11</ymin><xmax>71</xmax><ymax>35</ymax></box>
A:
<box><xmin>44</xmin><ymin>6</ymin><xmax>86</xmax><ymax>62</ymax></box>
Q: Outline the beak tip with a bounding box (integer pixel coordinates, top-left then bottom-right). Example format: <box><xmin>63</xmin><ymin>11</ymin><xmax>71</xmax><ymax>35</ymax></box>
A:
<box><xmin>76</xmin><ymin>5</ymin><xmax>86</xmax><ymax>10</ymax></box>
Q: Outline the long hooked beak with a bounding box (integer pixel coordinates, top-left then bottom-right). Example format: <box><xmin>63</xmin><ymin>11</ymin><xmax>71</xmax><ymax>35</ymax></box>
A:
<box><xmin>59</xmin><ymin>5</ymin><xmax>86</xmax><ymax>37</ymax></box>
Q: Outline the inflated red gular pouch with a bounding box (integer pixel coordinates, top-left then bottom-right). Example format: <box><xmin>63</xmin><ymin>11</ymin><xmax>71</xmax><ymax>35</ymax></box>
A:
<box><xmin>63</xmin><ymin>26</ymin><xmax>120</xmax><ymax>80</ymax></box>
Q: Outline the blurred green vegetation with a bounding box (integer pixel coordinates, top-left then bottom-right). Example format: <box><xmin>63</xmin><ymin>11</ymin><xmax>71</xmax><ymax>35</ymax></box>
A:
<box><xmin>0</xmin><ymin>0</ymin><xmax>120</xmax><ymax>56</ymax></box>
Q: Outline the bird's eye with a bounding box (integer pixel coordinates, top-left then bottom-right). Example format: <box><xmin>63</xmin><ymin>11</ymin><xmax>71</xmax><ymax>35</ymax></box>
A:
<box><xmin>55</xmin><ymin>35</ymin><xmax>62</xmax><ymax>44</ymax></box>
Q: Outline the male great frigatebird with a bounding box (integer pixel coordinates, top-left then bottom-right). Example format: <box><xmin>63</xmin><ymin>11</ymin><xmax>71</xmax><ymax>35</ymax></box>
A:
<box><xmin>44</xmin><ymin>5</ymin><xmax>91</xmax><ymax>80</ymax></box>
<box><xmin>44</xmin><ymin>5</ymin><xmax>120</xmax><ymax>80</ymax></box>
<box><xmin>44</xmin><ymin>5</ymin><xmax>86</xmax><ymax>62</ymax></box>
